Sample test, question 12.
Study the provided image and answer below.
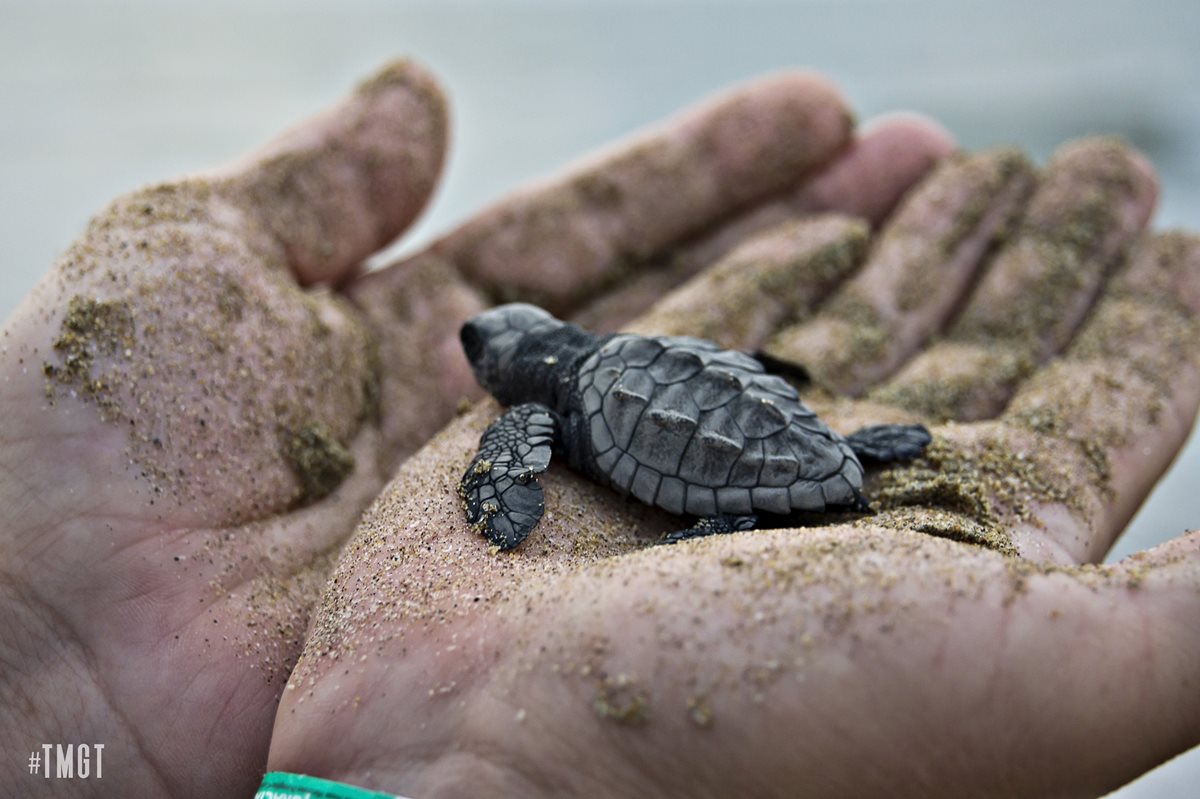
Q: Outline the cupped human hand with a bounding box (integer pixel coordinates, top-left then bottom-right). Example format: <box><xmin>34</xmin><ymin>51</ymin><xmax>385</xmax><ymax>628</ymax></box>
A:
<box><xmin>267</xmin><ymin>137</ymin><xmax>1200</xmax><ymax>798</ymax></box>
<box><xmin>0</xmin><ymin>61</ymin><xmax>948</xmax><ymax>797</ymax></box>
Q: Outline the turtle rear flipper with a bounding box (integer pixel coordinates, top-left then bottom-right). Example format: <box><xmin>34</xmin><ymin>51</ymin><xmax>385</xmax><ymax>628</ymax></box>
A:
<box><xmin>662</xmin><ymin>514</ymin><xmax>757</xmax><ymax>544</ymax></box>
<box><xmin>751</xmin><ymin>350</ymin><xmax>812</xmax><ymax>387</ymax></box>
<box><xmin>845</xmin><ymin>424</ymin><xmax>932</xmax><ymax>463</ymax></box>
<box><xmin>460</xmin><ymin>403</ymin><xmax>558</xmax><ymax>550</ymax></box>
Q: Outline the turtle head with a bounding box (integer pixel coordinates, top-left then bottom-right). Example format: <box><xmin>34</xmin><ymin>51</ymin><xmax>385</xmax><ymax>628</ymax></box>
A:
<box><xmin>460</xmin><ymin>303</ymin><xmax>567</xmax><ymax>404</ymax></box>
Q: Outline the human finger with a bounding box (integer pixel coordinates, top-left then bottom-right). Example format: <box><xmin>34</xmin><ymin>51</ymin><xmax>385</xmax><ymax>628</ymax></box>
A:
<box><xmin>624</xmin><ymin>214</ymin><xmax>870</xmax><ymax>347</ymax></box>
<box><xmin>761</xmin><ymin>148</ymin><xmax>1035</xmax><ymax>394</ymax></box>
<box><xmin>428</xmin><ymin>71</ymin><xmax>854</xmax><ymax>314</ymax></box>
<box><xmin>783</xmin><ymin>113</ymin><xmax>958</xmax><ymax>224</ymax></box>
<box><xmin>571</xmin><ymin>115</ymin><xmax>954</xmax><ymax>333</ymax></box>
<box><xmin>209</xmin><ymin>58</ymin><xmax>448</xmax><ymax>286</ymax></box>
<box><xmin>871</xmin><ymin>138</ymin><xmax>1158</xmax><ymax>422</ymax></box>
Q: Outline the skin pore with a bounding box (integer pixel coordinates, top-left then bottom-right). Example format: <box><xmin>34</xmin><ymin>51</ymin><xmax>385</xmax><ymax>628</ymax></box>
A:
<box><xmin>1</xmin><ymin>59</ymin><xmax>1197</xmax><ymax>799</ymax></box>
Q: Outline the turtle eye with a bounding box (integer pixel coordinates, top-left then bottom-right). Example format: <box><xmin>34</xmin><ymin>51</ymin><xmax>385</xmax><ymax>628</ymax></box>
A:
<box><xmin>460</xmin><ymin>321</ymin><xmax>486</xmax><ymax>365</ymax></box>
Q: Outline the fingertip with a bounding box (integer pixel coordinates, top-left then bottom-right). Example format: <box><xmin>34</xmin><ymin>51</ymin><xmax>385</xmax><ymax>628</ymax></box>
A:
<box><xmin>1126</xmin><ymin>146</ymin><xmax>1160</xmax><ymax>227</ymax></box>
<box><xmin>1045</xmin><ymin>136</ymin><xmax>1160</xmax><ymax>232</ymax></box>
<box><xmin>354</xmin><ymin>57</ymin><xmax>446</xmax><ymax>106</ymax></box>
<box><xmin>748</xmin><ymin>69</ymin><xmax>855</xmax><ymax>130</ymax></box>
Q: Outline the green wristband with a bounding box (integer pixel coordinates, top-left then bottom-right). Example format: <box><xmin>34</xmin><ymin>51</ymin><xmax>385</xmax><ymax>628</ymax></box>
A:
<box><xmin>255</xmin><ymin>771</ymin><xmax>409</xmax><ymax>799</ymax></box>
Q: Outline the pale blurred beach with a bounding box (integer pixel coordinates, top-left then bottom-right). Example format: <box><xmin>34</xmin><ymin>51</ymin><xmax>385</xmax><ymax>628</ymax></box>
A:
<box><xmin>1</xmin><ymin>1</ymin><xmax>1197</xmax><ymax>794</ymax></box>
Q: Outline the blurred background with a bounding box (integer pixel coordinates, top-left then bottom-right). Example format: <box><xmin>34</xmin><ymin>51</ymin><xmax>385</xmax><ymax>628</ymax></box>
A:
<box><xmin>1</xmin><ymin>1</ymin><xmax>1196</xmax><ymax>794</ymax></box>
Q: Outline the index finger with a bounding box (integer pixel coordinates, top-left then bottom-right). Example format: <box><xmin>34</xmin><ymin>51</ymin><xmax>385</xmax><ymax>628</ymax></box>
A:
<box><xmin>431</xmin><ymin>71</ymin><xmax>855</xmax><ymax>313</ymax></box>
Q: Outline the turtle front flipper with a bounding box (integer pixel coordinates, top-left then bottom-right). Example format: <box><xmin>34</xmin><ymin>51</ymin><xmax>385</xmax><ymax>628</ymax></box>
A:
<box><xmin>460</xmin><ymin>403</ymin><xmax>558</xmax><ymax>550</ymax></box>
<box><xmin>662</xmin><ymin>514</ymin><xmax>758</xmax><ymax>544</ymax></box>
<box><xmin>845</xmin><ymin>424</ymin><xmax>932</xmax><ymax>462</ymax></box>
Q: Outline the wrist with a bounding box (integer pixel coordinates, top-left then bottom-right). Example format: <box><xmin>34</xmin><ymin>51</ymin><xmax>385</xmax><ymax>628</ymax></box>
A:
<box><xmin>257</xmin><ymin>771</ymin><xmax>411</xmax><ymax>799</ymax></box>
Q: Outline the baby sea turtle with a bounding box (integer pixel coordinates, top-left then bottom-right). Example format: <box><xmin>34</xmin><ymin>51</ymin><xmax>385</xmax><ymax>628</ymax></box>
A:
<box><xmin>459</xmin><ymin>303</ymin><xmax>931</xmax><ymax>549</ymax></box>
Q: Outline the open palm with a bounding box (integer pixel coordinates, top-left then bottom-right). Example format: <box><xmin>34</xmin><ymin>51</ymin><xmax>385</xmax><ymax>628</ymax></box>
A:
<box><xmin>267</xmin><ymin>128</ymin><xmax>1200</xmax><ymax>797</ymax></box>
<box><xmin>0</xmin><ymin>61</ymin><xmax>948</xmax><ymax>797</ymax></box>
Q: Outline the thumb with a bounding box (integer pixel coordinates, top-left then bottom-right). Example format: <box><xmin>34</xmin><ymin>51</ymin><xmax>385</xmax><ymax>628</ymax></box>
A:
<box><xmin>1018</xmin><ymin>530</ymin><xmax>1200</xmax><ymax>796</ymax></box>
<box><xmin>209</xmin><ymin>58</ymin><xmax>448</xmax><ymax>285</ymax></box>
<box><xmin>1112</xmin><ymin>529</ymin><xmax>1200</xmax><ymax>749</ymax></box>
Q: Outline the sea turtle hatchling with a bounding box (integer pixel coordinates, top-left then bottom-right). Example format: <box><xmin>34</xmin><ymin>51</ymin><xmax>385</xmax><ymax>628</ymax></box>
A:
<box><xmin>458</xmin><ymin>303</ymin><xmax>931</xmax><ymax>550</ymax></box>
